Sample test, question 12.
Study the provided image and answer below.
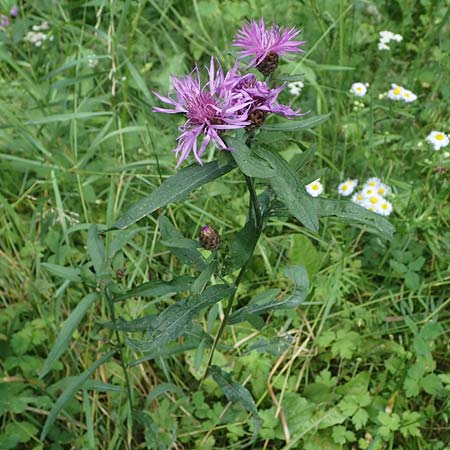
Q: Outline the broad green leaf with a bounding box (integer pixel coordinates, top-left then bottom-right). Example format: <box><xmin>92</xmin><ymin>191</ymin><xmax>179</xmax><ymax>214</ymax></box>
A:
<box><xmin>41</xmin><ymin>263</ymin><xmax>81</xmax><ymax>282</ymax></box>
<box><xmin>108</xmin><ymin>227</ymin><xmax>146</xmax><ymax>259</ymax></box>
<box><xmin>145</xmin><ymin>383</ymin><xmax>184</xmax><ymax>407</ymax></box>
<box><xmin>87</xmin><ymin>224</ymin><xmax>105</xmax><ymax>275</ymax></box>
<box><xmin>262</xmin><ymin>113</ymin><xmax>330</xmax><ymax>132</ymax></box>
<box><xmin>125</xmin><ymin>60</ymin><xmax>154</xmax><ymax>105</ymax></box>
<box><xmin>160</xmin><ymin>238</ymin><xmax>199</xmax><ymax>249</ymax></box>
<box><xmin>40</xmin><ymin>293</ymin><xmax>98</xmax><ymax>379</ymax></box>
<box><xmin>111</xmin><ymin>161</ymin><xmax>235</xmax><ymax>230</ymax></box>
<box><xmin>40</xmin><ymin>350</ymin><xmax>116</xmax><ymax>440</ymax></box>
<box><xmin>227</xmin><ymin>137</ymin><xmax>275</xmax><ymax>178</ymax></box>
<box><xmin>210</xmin><ymin>365</ymin><xmax>262</xmax><ymax>441</ymax></box>
<box><xmin>113</xmin><ymin>275</ymin><xmax>194</xmax><ymax>302</ymax></box>
<box><xmin>191</xmin><ymin>262</ymin><xmax>216</xmax><ymax>295</ymax></box>
<box><xmin>256</xmin><ymin>148</ymin><xmax>318</xmax><ymax>231</ymax></box>
<box><xmin>159</xmin><ymin>216</ymin><xmax>206</xmax><ymax>269</ymax></box>
<box><xmin>126</xmin><ymin>284</ymin><xmax>235</xmax><ymax>353</ymax></box>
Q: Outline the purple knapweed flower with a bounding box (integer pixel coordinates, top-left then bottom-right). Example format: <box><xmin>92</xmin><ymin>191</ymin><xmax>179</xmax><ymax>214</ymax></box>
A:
<box><xmin>233</xmin><ymin>18</ymin><xmax>305</xmax><ymax>76</ymax></box>
<box><xmin>10</xmin><ymin>5</ymin><xmax>19</xmax><ymax>17</ymax></box>
<box><xmin>0</xmin><ymin>14</ymin><xmax>10</xmax><ymax>29</ymax></box>
<box><xmin>153</xmin><ymin>58</ymin><xmax>252</xmax><ymax>167</ymax></box>
<box><xmin>233</xmin><ymin>74</ymin><xmax>302</xmax><ymax>128</ymax></box>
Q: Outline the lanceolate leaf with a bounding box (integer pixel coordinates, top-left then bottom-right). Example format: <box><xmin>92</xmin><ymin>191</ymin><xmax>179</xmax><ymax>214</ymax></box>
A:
<box><xmin>87</xmin><ymin>224</ymin><xmax>105</xmax><ymax>275</ymax></box>
<box><xmin>227</xmin><ymin>136</ymin><xmax>275</xmax><ymax>178</ymax></box>
<box><xmin>113</xmin><ymin>275</ymin><xmax>194</xmax><ymax>302</ymax></box>
<box><xmin>262</xmin><ymin>113</ymin><xmax>331</xmax><ymax>132</ymax></box>
<box><xmin>315</xmin><ymin>198</ymin><xmax>395</xmax><ymax>239</ymax></box>
<box><xmin>159</xmin><ymin>216</ymin><xmax>206</xmax><ymax>269</ymax></box>
<box><xmin>111</xmin><ymin>161</ymin><xmax>235</xmax><ymax>230</ymax></box>
<box><xmin>40</xmin><ymin>293</ymin><xmax>98</xmax><ymax>379</ymax></box>
<box><xmin>229</xmin><ymin>266</ymin><xmax>309</xmax><ymax>325</ymax></box>
<box><xmin>210</xmin><ymin>365</ymin><xmax>263</xmax><ymax>442</ymax></box>
<box><xmin>126</xmin><ymin>284</ymin><xmax>235</xmax><ymax>354</ymax></box>
<box><xmin>256</xmin><ymin>148</ymin><xmax>318</xmax><ymax>231</ymax></box>
<box><xmin>40</xmin><ymin>350</ymin><xmax>116</xmax><ymax>441</ymax></box>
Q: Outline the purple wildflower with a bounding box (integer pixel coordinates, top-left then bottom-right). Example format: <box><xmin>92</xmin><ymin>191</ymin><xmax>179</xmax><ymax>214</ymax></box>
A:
<box><xmin>233</xmin><ymin>18</ymin><xmax>305</xmax><ymax>76</ymax></box>
<box><xmin>10</xmin><ymin>6</ymin><xmax>19</xmax><ymax>17</ymax></box>
<box><xmin>233</xmin><ymin>74</ymin><xmax>302</xmax><ymax>128</ymax></box>
<box><xmin>0</xmin><ymin>14</ymin><xmax>10</xmax><ymax>29</ymax></box>
<box><xmin>153</xmin><ymin>58</ymin><xmax>252</xmax><ymax>167</ymax></box>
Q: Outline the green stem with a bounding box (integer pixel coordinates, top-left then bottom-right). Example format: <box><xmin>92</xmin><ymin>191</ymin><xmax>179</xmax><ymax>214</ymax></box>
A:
<box><xmin>104</xmin><ymin>286</ymin><xmax>134</xmax><ymax>422</ymax></box>
<box><xmin>200</xmin><ymin>175</ymin><xmax>263</xmax><ymax>385</ymax></box>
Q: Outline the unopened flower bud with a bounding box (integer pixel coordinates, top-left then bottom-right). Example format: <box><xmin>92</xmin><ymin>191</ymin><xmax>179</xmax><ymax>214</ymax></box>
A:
<box><xmin>256</xmin><ymin>51</ymin><xmax>279</xmax><ymax>76</ymax></box>
<box><xmin>199</xmin><ymin>225</ymin><xmax>220</xmax><ymax>251</ymax></box>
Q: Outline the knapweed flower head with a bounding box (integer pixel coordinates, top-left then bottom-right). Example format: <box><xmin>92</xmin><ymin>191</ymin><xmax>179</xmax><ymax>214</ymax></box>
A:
<box><xmin>0</xmin><ymin>14</ymin><xmax>9</xmax><ymax>29</ymax></box>
<box><xmin>350</xmin><ymin>82</ymin><xmax>368</xmax><ymax>97</ymax></box>
<box><xmin>153</xmin><ymin>58</ymin><xmax>252</xmax><ymax>167</ymax></box>
<box><xmin>378</xmin><ymin>30</ymin><xmax>402</xmax><ymax>51</ymax></box>
<box><xmin>233</xmin><ymin>18</ymin><xmax>305</xmax><ymax>76</ymax></box>
<box><xmin>233</xmin><ymin>73</ymin><xmax>302</xmax><ymax>128</ymax></box>
<box><xmin>305</xmin><ymin>179</ymin><xmax>323</xmax><ymax>197</ymax></box>
<box><xmin>10</xmin><ymin>5</ymin><xmax>19</xmax><ymax>17</ymax></box>
<box><xmin>426</xmin><ymin>131</ymin><xmax>449</xmax><ymax>151</ymax></box>
<box><xmin>199</xmin><ymin>225</ymin><xmax>221</xmax><ymax>251</ymax></box>
<box><xmin>338</xmin><ymin>178</ymin><xmax>358</xmax><ymax>196</ymax></box>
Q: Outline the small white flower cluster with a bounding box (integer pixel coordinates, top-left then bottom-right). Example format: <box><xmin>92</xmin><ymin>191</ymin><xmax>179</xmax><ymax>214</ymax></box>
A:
<box><xmin>350</xmin><ymin>82</ymin><xmax>369</xmax><ymax>97</ymax></box>
<box><xmin>288</xmin><ymin>81</ymin><xmax>304</xmax><ymax>97</ymax></box>
<box><xmin>24</xmin><ymin>21</ymin><xmax>53</xmax><ymax>47</ymax></box>
<box><xmin>87</xmin><ymin>54</ymin><xmax>98</xmax><ymax>68</ymax></box>
<box><xmin>378</xmin><ymin>30</ymin><xmax>402</xmax><ymax>51</ymax></box>
<box><xmin>351</xmin><ymin>177</ymin><xmax>393</xmax><ymax>216</ymax></box>
<box><xmin>426</xmin><ymin>131</ymin><xmax>449</xmax><ymax>151</ymax></box>
<box><xmin>387</xmin><ymin>84</ymin><xmax>417</xmax><ymax>103</ymax></box>
<box><xmin>305</xmin><ymin>179</ymin><xmax>323</xmax><ymax>197</ymax></box>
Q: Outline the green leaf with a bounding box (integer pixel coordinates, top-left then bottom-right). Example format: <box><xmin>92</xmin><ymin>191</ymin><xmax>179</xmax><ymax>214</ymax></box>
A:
<box><xmin>111</xmin><ymin>161</ymin><xmax>235</xmax><ymax>230</ymax></box>
<box><xmin>210</xmin><ymin>366</ymin><xmax>262</xmax><ymax>441</ymax></box>
<box><xmin>405</xmin><ymin>271</ymin><xmax>420</xmax><ymax>290</ymax></box>
<box><xmin>310</xmin><ymin>198</ymin><xmax>395</xmax><ymax>240</ymax></box>
<box><xmin>87</xmin><ymin>224</ymin><xmax>105</xmax><ymax>275</ymax></box>
<box><xmin>40</xmin><ymin>293</ymin><xmax>98</xmax><ymax>379</ymax></box>
<box><xmin>229</xmin><ymin>266</ymin><xmax>309</xmax><ymax>324</ymax></box>
<box><xmin>390</xmin><ymin>260</ymin><xmax>408</xmax><ymax>273</ymax></box>
<box><xmin>159</xmin><ymin>216</ymin><xmax>206</xmax><ymax>269</ymax></box>
<box><xmin>408</xmin><ymin>256</ymin><xmax>425</xmax><ymax>272</ymax></box>
<box><xmin>261</xmin><ymin>113</ymin><xmax>331</xmax><ymax>132</ymax></box>
<box><xmin>41</xmin><ymin>263</ymin><xmax>81</xmax><ymax>282</ymax></box>
<box><xmin>421</xmin><ymin>374</ymin><xmax>444</xmax><ymax>396</ymax></box>
<box><xmin>352</xmin><ymin>408</ymin><xmax>369</xmax><ymax>430</ymax></box>
<box><xmin>227</xmin><ymin>137</ymin><xmax>275</xmax><ymax>178</ymax></box>
<box><xmin>113</xmin><ymin>275</ymin><xmax>194</xmax><ymax>302</ymax></box>
<box><xmin>256</xmin><ymin>147</ymin><xmax>318</xmax><ymax>231</ymax></box>
<box><xmin>126</xmin><ymin>284</ymin><xmax>235</xmax><ymax>353</ymax></box>
<box><xmin>191</xmin><ymin>262</ymin><xmax>216</xmax><ymax>295</ymax></box>
<box><xmin>40</xmin><ymin>350</ymin><xmax>116</xmax><ymax>440</ymax></box>
<box><xmin>145</xmin><ymin>383</ymin><xmax>184</xmax><ymax>407</ymax></box>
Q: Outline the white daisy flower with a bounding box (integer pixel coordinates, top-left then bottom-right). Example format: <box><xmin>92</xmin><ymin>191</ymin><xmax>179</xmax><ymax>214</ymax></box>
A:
<box><xmin>338</xmin><ymin>179</ymin><xmax>358</xmax><ymax>196</ymax></box>
<box><xmin>305</xmin><ymin>179</ymin><xmax>323</xmax><ymax>197</ymax></box>
<box><xmin>391</xmin><ymin>33</ymin><xmax>403</xmax><ymax>42</ymax></box>
<box><xmin>361</xmin><ymin>185</ymin><xmax>378</xmax><ymax>197</ymax></box>
<box><xmin>365</xmin><ymin>177</ymin><xmax>382</xmax><ymax>188</ymax></box>
<box><xmin>387</xmin><ymin>84</ymin><xmax>405</xmax><ymax>100</ymax></box>
<box><xmin>288</xmin><ymin>81</ymin><xmax>304</xmax><ymax>97</ymax></box>
<box><xmin>362</xmin><ymin>194</ymin><xmax>384</xmax><ymax>210</ymax></box>
<box><xmin>379</xmin><ymin>30</ymin><xmax>395</xmax><ymax>40</ymax></box>
<box><xmin>350</xmin><ymin>82</ymin><xmax>367</xmax><ymax>97</ymax></box>
<box><xmin>402</xmin><ymin>89</ymin><xmax>417</xmax><ymax>103</ymax></box>
<box><xmin>351</xmin><ymin>192</ymin><xmax>366</xmax><ymax>205</ymax></box>
<box><xmin>426</xmin><ymin>131</ymin><xmax>449</xmax><ymax>151</ymax></box>
<box><xmin>376</xmin><ymin>182</ymin><xmax>391</xmax><ymax>197</ymax></box>
<box><xmin>377</xmin><ymin>199</ymin><xmax>393</xmax><ymax>216</ymax></box>
<box><xmin>378</xmin><ymin>31</ymin><xmax>403</xmax><ymax>51</ymax></box>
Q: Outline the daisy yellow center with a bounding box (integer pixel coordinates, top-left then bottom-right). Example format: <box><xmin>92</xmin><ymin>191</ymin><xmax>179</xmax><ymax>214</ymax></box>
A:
<box><xmin>366</xmin><ymin>189</ymin><xmax>374</xmax><ymax>195</ymax></box>
<box><xmin>370</xmin><ymin>197</ymin><xmax>379</xmax><ymax>204</ymax></box>
<box><xmin>393</xmin><ymin>87</ymin><xmax>402</xmax><ymax>95</ymax></box>
<box><xmin>435</xmin><ymin>133</ymin><xmax>444</xmax><ymax>141</ymax></box>
<box><xmin>368</xmin><ymin>181</ymin><xmax>376</xmax><ymax>186</ymax></box>
<box><xmin>404</xmin><ymin>92</ymin><xmax>410</xmax><ymax>97</ymax></box>
<box><xmin>357</xmin><ymin>195</ymin><xmax>364</xmax><ymax>201</ymax></box>
<box><xmin>342</xmin><ymin>185</ymin><xmax>348</xmax><ymax>191</ymax></box>
<box><xmin>312</xmin><ymin>184</ymin><xmax>319</xmax><ymax>190</ymax></box>
<box><xmin>356</xmin><ymin>87</ymin><xmax>362</xmax><ymax>92</ymax></box>
<box><xmin>378</xmin><ymin>188</ymin><xmax>385</xmax><ymax>194</ymax></box>
<box><xmin>381</xmin><ymin>203</ymin><xmax>388</xmax><ymax>210</ymax></box>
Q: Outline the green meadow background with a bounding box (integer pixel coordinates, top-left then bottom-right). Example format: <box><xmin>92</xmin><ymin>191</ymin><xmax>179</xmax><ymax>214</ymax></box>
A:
<box><xmin>0</xmin><ymin>0</ymin><xmax>449</xmax><ymax>449</ymax></box>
